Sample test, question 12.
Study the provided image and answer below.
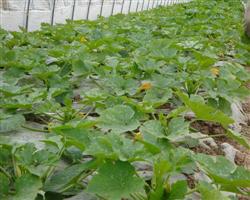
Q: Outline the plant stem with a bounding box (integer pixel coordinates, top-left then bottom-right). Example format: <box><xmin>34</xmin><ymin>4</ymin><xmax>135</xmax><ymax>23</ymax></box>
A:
<box><xmin>89</xmin><ymin>76</ymin><xmax>105</xmax><ymax>90</ymax></box>
<box><xmin>0</xmin><ymin>166</ymin><xmax>12</xmax><ymax>179</ymax></box>
<box><xmin>21</xmin><ymin>125</ymin><xmax>49</xmax><ymax>133</ymax></box>
<box><xmin>197</xmin><ymin>133</ymin><xmax>225</xmax><ymax>140</ymax></box>
<box><xmin>186</xmin><ymin>188</ymin><xmax>198</xmax><ymax>195</ymax></box>
<box><xmin>44</xmin><ymin>144</ymin><xmax>65</xmax><ymax>181</ymax></box>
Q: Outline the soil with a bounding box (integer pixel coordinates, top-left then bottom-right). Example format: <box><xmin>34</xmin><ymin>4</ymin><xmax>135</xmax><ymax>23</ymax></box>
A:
<box><xmin>239</xmin><ymin>68</ymin><xmax>250</xmax><ymax>169</ymax></box>
<box><xmin>190</xmin><ymin>112</ymin><xmax>250</xmax><ymax>170</ymax></box>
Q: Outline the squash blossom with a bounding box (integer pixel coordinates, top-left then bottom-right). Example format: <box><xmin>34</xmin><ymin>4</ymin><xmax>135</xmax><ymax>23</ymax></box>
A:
<box><xmin>47</xmin><ymin>122</ymin><xmax>54</xmax><ymax>132</ymax></box>
<box><xmin>139</xmin><ymin>82</ymin><xmax>152</xmax><ymax>91</ymax></box>
<box><xmin>80</xmin><ymin>36</ymin><xmax>87</xmax><ymax>43</ymax></box>
<box><xmin>210</xmin><ymin>67</ymin><xmax>220</xmax><ymax>76</ymax></box>
<box><xmin>77</xmin><ymin>112</ymin><xmax>85</xmax><ymax>118</ymax></box>
<box><xmin>134</xmin><ymin>132</ymin><xmax>143</xmax><ymax>141</ymax></box>
<box><xmin>15</xmin><ymin>165</ymin><xmax>22</xmax><ymax>177</ymax></box>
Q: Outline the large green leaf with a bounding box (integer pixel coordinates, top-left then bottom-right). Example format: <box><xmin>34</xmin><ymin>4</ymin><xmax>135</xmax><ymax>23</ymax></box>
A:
<box><xmin>198</xmin><ymin>182</ymin><xmax>230</xmax><ymax>200</ymax></box>
<box><xmin>84</xmin><ymin>132</ymin><xmax>145</xmax><ymax>161</ymax></box>
<box><xmin>168</xmin><ymin>180</ymin><xmax>188</xmax><ymax>200</ymax></box>
<box><xmin>97</xmin><ymin>105</ymin><xmax>140</xmax><ymax>133</ymax></box>
<box><xmin>139</xmin><ymin>120</ymin><xmax>165</xmax><ymax>153</ymax></box>
<box><xmin>72</xmin><ymin>59</ymin><xmax>91</xmax><ymax>76</ymax></box>
<box><xmin>195</xmin><ymin>154</ymin><xmax>250</xmax><ymax>187</ymax></box>
<box><xmin>0</xmin><ymin>114</ymin><xmax>25</xmax><ymax>133</ymax></box>
<box><xmin>0</xmin><ymin>172</ymin><xmax>9</xmax><ymax>197</ymax></box>
<box><xmin>140</xmin><ymin>120</ymin><xmax>165</xmax><ymax>139</ymax></box>
<box><xmin>177</xmin><ymin>92</ymin><xmax>234</xmax><ymax>126</ymax></box>
<box><xmin>143</xmin><ymin>88</ymin><xmax>172</xmax><ymax>107</ymax></box>
<box><xmin>167</xmin><ymin>117</ymin><xmax>190</xmax><ymax>142</ymax></box>
<box><xmin>106</xmin><ymin>76</ymin><xmax>139</xmax><ymax>96</ymax></box>
<box><xmin>195</xmin><ymin>154</ymin><xmax>236</xmax><ymax>177</ymax></box>
<box><xmin>87</xmin><ymin>160</ymin><xmax>144</xmax><ymax>200</ymax></box>
<box><xmin>10</xmin><ymin>174</ymin><xmax>42</xmax><ymax>200</ymax></box>
<box><xmin>52</xmin><ymin>125</ymin><xmax>91</xmax><ymax>150</ymax></box>
<box><xmin>226</xmin><ymin>129</ymin><xmax>250</xmax><ymax>149</ymax></box>
<box><xmin>44</xmin><ymin>159</ymin><xmax>99</xmax><ymax>192</ymax></box>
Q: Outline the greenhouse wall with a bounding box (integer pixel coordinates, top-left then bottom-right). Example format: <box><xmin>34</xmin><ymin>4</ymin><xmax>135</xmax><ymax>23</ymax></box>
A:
<box><xmin>0</xmin><ymin>0</ymin><xmax>191</xmax><ymax>31</ymax></box>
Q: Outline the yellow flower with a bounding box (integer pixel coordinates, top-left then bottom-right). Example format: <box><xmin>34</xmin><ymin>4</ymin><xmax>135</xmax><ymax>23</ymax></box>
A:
<box><xmin>139</xmin><ymin>82</ymin><xmax>152</xmax><ymax>91</ymax></box>
<box><xmin>48</xmin><ymin>122</ymin><xmax>54</xmax><ymax>132</ymax></box>
<box><xmin>80</xmin><ymin>36</ymin><xmax>87</xmax><ymax>43</ymax></box>
<box><xmin>164</xmin><ymin>182</ymin><xmax>171</xmax><ymax>192</ymax></box>
<box><xmin>210</xmin><ymin>67</ymin><xmax>220</xmax><ymax>76</ymax></box>
<box><xmin>134</xmin><ymin>132</ymin><xmax>143</xmax><ymax>141</ymax></box>
<box><xmin>77</xmin><ymin>112</ymin><xmax>85</xmax><ymax>118</ymax></box>
<box><xmin>15</xmin><ymin>165</ymin><xmax>22</xmax><ymax>177</ymax></box>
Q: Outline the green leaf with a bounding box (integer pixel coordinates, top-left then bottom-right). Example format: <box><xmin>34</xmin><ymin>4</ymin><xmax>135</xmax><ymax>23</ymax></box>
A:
<box><xmin>10</xmin><ymin>174</ymin><xmax>42</xmax><ymax>200</ymax></box>
<box><xmin>0</xmin><ymin>172</ymin><xmax>9</xmax><ymax>197</ymax></box>
<box><xmin>64</xmin><ymin>192</ymin><xmax>98</xmax><ymax>200</ymax></box>
<box><xmin>85</xmin><ymin>132</ymin><xmax>145</xmax><ymax>161</ymax></box>
<box><xmin>72</xmin><ymin>59</ymin><xmax>91</xmax><ymax>76</ymax></box>
<box><xmin>52</xmin><ymin>126</ymin><xmax>91</xmax><ymax>150</ymax></box>
<box><xmin>167</xmin><ymin>117</ymin><xmax>190</xmax><ymax>142</ymax></box>
<box><xmin>87</xmin><ymin>160</ymin><xmax>144</xmax><ymax>200</ymax></box>
<box><xmin>0</xmin><ymin>114</ymin><xmax>25</xmax><ymax>133</ymax></box>
<box><xmin>44</xmin><ymin>159</ymin><xmax>99</xmax><ymax>192</ymax></box>
<box><xmin>97</xmin><ymin>105</ymin><xmax>140</xmax><ymax>133</ymax></box>
<box><xmin>228</xmin><ymin>166</ymin><xmax>250</xmax><ymax>187</ymax></box>
<box><xmin>140</xmin><ymin>120</ymin><xmax>165</xmax><ymax>139</ymax></box>
<box><xmin>139</xmin><ymin>120</ymin><xmax>165</xmax><ymax>153</ymax></box>
<box><xmin>198</xmin><ymin>182</ymin><xmax>230</xmax><ymax>200</ymax></box>
<box><xmin>226</xmin><ymin>129</ymin><xmax>250</xmax><ymax>149</ymax></box>
<box><xmin>195</xmin><ymin>154</ymin><xmax>250</xmax><ymax>187</ymax></box>
<box><xmin>177</xmin><ymin>91</ymin><xmax>234</xmax><ymax>126</ymax></box>
<box><xmin>150</xmin><ymin>46</ymin><xmax>178</xmax><ymax>60</ymax></box>
<box><xmin>107</xmin><ymin>76</ymin><xmax>139</xmax><ymax>96</ymax></box>
<box><xmin>168</xmin><ymin>180</ymin><xmax>188</xmax><ymax>200</ymax></box>
<box><xmin>143</xmin><ymin>88</ymin><xmax>172</xmax><ymax>107</ymax></box>
<box><xmin>149</xmin><ymin>160</ymin><xmax>172</xmax><ymax>200</ymax></box>
<box><xmin>195</xmin><ymin>154</ymin><xmax>236</xmax><ymax>177</ymax></box>
<box><xmin>166</xmin><ymin>106</ymin><xmax>188</xmax><ymax>119</ymax></box>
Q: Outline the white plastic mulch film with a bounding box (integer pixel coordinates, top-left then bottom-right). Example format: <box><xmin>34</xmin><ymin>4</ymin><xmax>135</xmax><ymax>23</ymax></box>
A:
<box><xmin>0</xmin><ymin>0</ymin><xmax>191</xmax><ymax>31</ymax></box>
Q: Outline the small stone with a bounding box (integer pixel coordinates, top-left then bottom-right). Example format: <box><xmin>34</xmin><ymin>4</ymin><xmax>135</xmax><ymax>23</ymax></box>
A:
<box><xmin>137</xmin><ymin>171</ymin><xmax>153</xmax><ymax>181</ymax></box>
<box><xmin>133</xmin><ymin>161</ymin><xmax>152</xmax><ymax>171</ymax></box>
<box><xmin>221</xmin><ymin>143</ymin><xmax>238</xmax><ymax>163</ymax></box>
<box><xmin>186</xmin><ymin>192</ymin><xmax>201</xmax><ymax>200</ymax></box>
<box><xmin>194</xmin><ymin>171</ymin><xmax>212</xmax><ymax>183</ymax></box>
<box><xmin>169</xmin><ymin>174</ymin><xmax>187</xmax><ymax>184</ymax></box>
